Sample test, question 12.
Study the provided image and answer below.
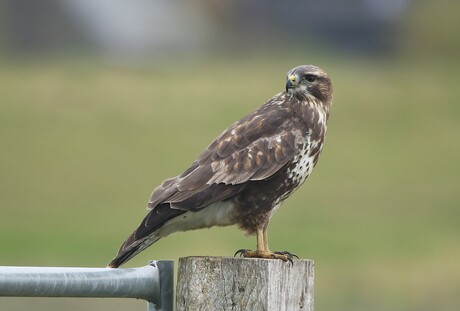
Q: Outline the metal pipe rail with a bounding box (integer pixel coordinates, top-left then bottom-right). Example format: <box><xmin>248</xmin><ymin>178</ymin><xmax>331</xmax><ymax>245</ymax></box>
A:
<box><xmin>0</xmin><ymin>260</ymin><xmax>173</xmax><ymax>311</ymax></box>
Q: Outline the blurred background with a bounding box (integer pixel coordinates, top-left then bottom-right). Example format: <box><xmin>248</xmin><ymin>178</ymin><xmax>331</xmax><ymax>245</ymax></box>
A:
<box><xmin>0</xmin><ymin>0</ymin><xmax>459</xmax><ymax>310</ymax></box>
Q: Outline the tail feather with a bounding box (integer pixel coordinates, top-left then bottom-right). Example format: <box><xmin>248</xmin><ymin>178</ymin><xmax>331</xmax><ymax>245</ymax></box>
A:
<box><xmin>107</xmin><ymin>241</ymin><xmax>142</xmax><ymax>268</ymax></box>
<box><xmin>107</xmin><ymin>203</ymin><xmax>186</xmax><ymax>268</ymax></box>
<box><xmin>107</xmin><ymin>236</ymin><xmax>159</xmax><ymax>268</ymax></box>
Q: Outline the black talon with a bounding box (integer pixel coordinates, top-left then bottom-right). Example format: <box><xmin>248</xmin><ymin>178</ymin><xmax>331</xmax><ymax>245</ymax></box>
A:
<box><xmin>274</xmin><ymin>251</ymin><xmax>298</xmax><ymax>264</ymax></box>
<box><xmin>275</xmin><ymin>250</ymin><xmax>299</xmax><ymax>258</ymax></box>
<box><xmin>234</xmin><ymin>249</ymin><xmax>250</xmax><ymax>257</ymax></box>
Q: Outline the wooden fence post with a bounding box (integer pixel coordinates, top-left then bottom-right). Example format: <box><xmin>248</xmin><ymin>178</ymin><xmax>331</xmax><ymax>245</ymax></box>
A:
<box><xmin>176</xmin><ymin>256</ymin><xmax>314</xmax><ymax>311</ymax></box>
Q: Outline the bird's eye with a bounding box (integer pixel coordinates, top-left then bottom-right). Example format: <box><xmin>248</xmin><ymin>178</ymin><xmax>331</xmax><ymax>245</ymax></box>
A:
<box><xmin>304</xmin><ymin>74</ymin><xmax>316</xmax><ymax>82</ymax></box>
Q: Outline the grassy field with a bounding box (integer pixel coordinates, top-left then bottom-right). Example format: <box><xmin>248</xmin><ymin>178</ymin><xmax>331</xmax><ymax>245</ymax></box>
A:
<box><xmin>0</xmin><ymin>54</ymin><xmax>459</xmax><ymax>310</ymax></box>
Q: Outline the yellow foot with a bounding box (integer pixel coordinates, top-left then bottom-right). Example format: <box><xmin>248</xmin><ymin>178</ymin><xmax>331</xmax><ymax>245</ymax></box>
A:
<box><xmin>234</xmin><ymin>249</ymin><xmax>298</xmax><ymax>264</ymax></box>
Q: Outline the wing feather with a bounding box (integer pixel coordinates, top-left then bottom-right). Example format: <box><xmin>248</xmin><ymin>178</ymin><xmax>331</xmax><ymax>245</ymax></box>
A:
<box><xmin>148</xmin><ymin>93</ymin><xmax>306</xmax><ymax>212</ymax></box>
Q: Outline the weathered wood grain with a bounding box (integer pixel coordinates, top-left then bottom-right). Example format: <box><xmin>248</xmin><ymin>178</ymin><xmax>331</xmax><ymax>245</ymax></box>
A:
<box><xmin>176</xmin><ymin>256</ymin><xmax>314</xmax><ymax>311</ymax></box>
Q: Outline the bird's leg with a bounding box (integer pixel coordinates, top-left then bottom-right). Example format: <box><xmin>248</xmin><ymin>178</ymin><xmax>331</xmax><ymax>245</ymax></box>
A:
<box><xmin>235</xmin><ymin>228</ymin><xmax>265</xmax><ymax>258</ymax></box>
<box><xmin>257</xmin><ymin>227</ymin><xmax>266</xmax><ymax>253</ymax></box>
<box><xmin>234</xmin><ymin>225</ymin><xmax>298</xmax><ymax>263</ymax></box>
<box><xmin>262</xmin><ymin>223</ymin><xmax>270</xmax><ymax>252</ymax></box>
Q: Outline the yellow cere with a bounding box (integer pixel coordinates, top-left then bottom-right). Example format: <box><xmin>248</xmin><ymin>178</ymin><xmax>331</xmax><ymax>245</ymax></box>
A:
<box><xmin>288</xmin><ymin>75</ymin><xmax>296</xmax><ymax>81</ymax></box>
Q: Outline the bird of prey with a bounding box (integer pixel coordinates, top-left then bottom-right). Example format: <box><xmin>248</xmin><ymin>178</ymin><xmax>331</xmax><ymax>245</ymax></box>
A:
<box><xmin>107</xmin><ymin>65</ymin><xmax>333</xmax><ymax>268</ymax></box>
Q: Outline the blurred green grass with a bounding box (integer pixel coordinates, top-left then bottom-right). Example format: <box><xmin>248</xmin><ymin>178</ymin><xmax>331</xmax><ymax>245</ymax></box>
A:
<box><xmin>0</xmin><ymin>55</ymin><xmax>459</xmax><ymax>311</ymax></box>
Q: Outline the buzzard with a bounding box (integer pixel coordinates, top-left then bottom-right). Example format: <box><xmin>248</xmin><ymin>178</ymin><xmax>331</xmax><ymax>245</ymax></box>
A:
<box><xmin>108</xmin><ymin>65</ymin><xmax>333</xmax><ymax>267</ymax></box>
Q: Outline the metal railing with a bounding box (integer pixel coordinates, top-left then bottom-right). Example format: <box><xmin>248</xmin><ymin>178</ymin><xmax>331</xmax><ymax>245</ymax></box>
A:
<box><xmin>0</xmin><ymin>260</ymin><xmax>173</xmax><ymax>311</ymax></box>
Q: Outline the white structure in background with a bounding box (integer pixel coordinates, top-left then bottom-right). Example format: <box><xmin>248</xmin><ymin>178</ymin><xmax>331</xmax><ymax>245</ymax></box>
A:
<box><xmin>62</xmin><ymin>0</ymin><xmax>211</xmax><ymax>59</ymax></box>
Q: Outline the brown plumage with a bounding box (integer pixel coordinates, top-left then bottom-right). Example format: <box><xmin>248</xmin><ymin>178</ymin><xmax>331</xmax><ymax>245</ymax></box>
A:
<box><xmin>108</xmin><ymin>65</ymin><xmax>333</xmax><ymax>267</ymax></box>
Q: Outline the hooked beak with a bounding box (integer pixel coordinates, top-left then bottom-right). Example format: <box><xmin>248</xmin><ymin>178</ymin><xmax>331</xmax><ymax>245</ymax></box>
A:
<box><xmin>285</xmin><ymin>74</ymin><xmax>297</xmax><ymax>92</ymax></box>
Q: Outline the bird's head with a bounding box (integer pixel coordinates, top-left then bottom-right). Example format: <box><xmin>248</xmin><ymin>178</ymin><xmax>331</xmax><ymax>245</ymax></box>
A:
<box><xmin>285</xmin><ymin>65</ymin><xmax>333</xmax><ymax>104</ymax></box>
